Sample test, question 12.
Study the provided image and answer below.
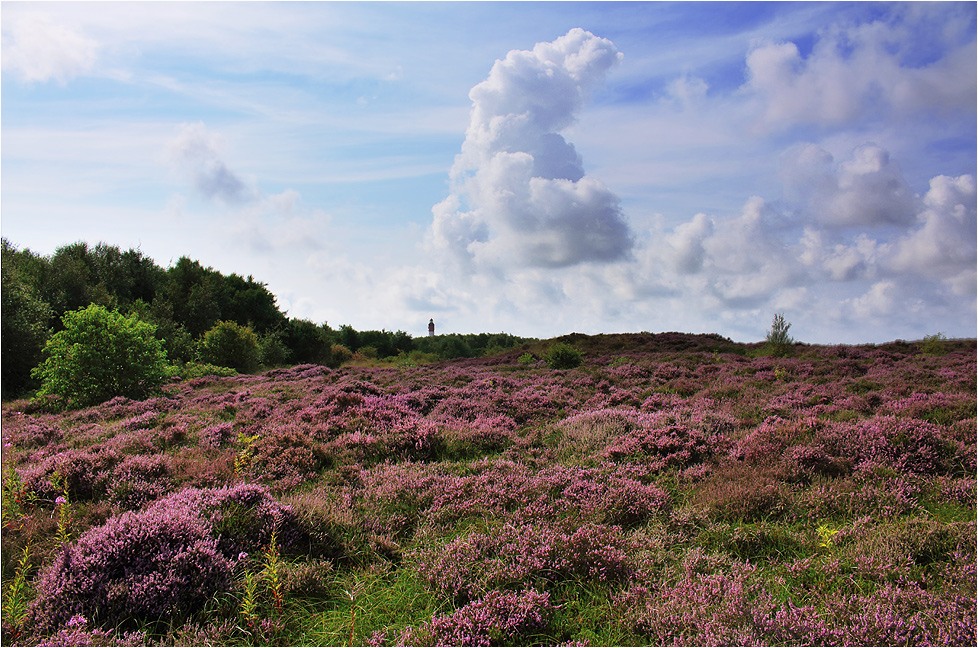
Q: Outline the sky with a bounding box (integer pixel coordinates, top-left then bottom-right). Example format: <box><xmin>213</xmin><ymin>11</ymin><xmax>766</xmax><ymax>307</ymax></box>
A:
<box><xmin>2</xmin><ymin>1</ymin><xmax>975</xmax><ymax>344</ymax></box>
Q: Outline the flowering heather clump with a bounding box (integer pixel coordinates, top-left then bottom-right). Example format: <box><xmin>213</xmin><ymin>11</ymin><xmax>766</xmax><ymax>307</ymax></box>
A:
<box><xmin>397</xmin><ymin>589</ymin><xmax>553</xmax><ymax>646</ymax></box>
<box><xmin>413</xmin><ymin>522</ymin><xmax>635</xmax><ymax>600</ymax></box>
<box><xmin>27</xmin><ymin>500</ymin><xmax>230</xmax><ymax>633</ymax></box>
<box><xmin>249</xmin><ymin>423</ymin><xmax>328</xmax><ymax>490</ymax></box>
<box><xmin>33</xmin><ymin>614</ymin><xmax>147</xmax><ymax>647</ymax></box>
<box><xmin>25</xmin><ymin>483</ymin><xmax>298</xmax><ymax>633</ymax></box>
<box><xmin>601</xmin><ymin>410</ymin><xmax>724</xmax><ymax>470</ymax></box>
<box><xmin>108</xmin><ymin>453</ymin><xmax>172</xmax><ymax>509</ymax></box>
<box><xmin>197</xmin><ymin>421</ymin><xmax>235</xmax><ymax>449</ymax></box>
<box><xmin>21</xmin><ymin>448</ymin><xmax>117</xmax><ymax>501</ymax></box>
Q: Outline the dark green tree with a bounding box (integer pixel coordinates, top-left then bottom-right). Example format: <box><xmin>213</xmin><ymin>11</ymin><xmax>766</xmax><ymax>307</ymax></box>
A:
<box><xmin>1</xmin><ymin>264</ymin><xmax>54</xmax><ymax>398</ymax></box>
<box><xmin>282</xmin><ymin>319</ymin><xmax>334</xmax><ymax>365</ymax></box>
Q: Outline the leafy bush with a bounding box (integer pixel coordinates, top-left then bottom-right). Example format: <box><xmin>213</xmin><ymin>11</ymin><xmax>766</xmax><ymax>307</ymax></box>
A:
<box><xmin>544</xmin><ymin>342</ymin><xmax>583</xmax><ymax>369</ymax></box>
<box><xmin>258</xmin><ymin>331</ymin><xmax>290</xmax><ymax>367</ymax></box>
<box><xmin>920</xmin><ymin>332</ymin><xmax>948</xmax><ymax>356</ymax></box>
<box><xmin>198</xmin><ymin>320</ymin><xmax>260</xmax><ymax>373</ymax></box>
<box><xmin>31</xmin><ymin>304</ymin><xmax>169</xmax><ymax>409</ymax></box>
<box><xmin>330</xmin><ymin>344</ymin><xmax>353</xmax><ymax>365</ymax></box>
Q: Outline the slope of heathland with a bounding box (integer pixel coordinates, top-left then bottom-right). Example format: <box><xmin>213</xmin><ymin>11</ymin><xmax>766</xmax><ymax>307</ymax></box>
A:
<box><xmin>2</xmin><ymin>333</ymin><xmax>975</xmax><ymax>645</ymax></box>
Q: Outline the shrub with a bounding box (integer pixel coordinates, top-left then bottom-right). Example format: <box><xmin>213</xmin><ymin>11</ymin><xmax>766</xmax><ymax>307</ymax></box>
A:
<box><xmin>32</xmin><ymin>305</ymin><xmax>169</xmax><ymax>408</ymax></box>
<box><xmin>177</xmin><ymin>362</ymin><xmax>237</xmax><ymax>380</ymax></box>
<box><xmin>920</xmin><ymin>332</ymin><xmax>948</xmax><ymax>356</ymax></box>
<box><xmin>330</xmin><ymin>344</ymin><xmax>353</xmax><ymax>366</ymax></box>
<box><xmin>258</xmin><ymin>331</ymin><xmax>290</xmax><ymax>367</ymax></box>
<box><xmin>27</xmin><ymin>502</ymin><xmax>231</xmax><ymax>633</ymax></box>
<box><xmin>545</xmin><ymin>342</ymin><xmax>583</xmax><ymax>370</ymax></box>
<box><xmin>765</xmin><ymin>313</ymin><xmax>794</xmax><ymax>358</ymax></box>
<box><xmin>26</xmin><ymin>484</ymin><xmax>298</xmax><ymax>633</ymax></box>
<box><xmin>198</xmin><ymin>321</ymin><xmax>261</xmax><ymax>373</ymax></box>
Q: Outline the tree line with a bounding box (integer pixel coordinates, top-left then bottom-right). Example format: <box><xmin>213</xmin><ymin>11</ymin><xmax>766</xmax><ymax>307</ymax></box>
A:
<box><xmin>1</xmin><ymin>239</ymin><xmax>532</xmax><ymax>399</ymax></box>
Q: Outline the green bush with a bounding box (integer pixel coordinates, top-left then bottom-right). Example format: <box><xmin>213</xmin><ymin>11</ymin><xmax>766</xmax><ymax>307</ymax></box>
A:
<box><xmin>920</xmin><ymin>332</ymin><xmax>948</xmax><ymax>356</ymax></box>
<box><xmin>545</xmin><ymin>343</ymin><xmax>583</xmax><ymax>370</ymax></box>
<box><xmin>330</xmin><ymin>344</ymin><xmax>353</xmax><ymax>366</ymax></box>
<box><xmin>259</xmin><ymin>331</ymin><xmax>290</xmax><ymax>367</ymax></box>
<box><xmin>32</xmin><ymin>304</ymin><xmax>169</xmax><ymax>408</ymax></box>
<box><xmin>198</xmin><ymin>321</ymin><xmax>261</xmax><ymax>373</ymax></box>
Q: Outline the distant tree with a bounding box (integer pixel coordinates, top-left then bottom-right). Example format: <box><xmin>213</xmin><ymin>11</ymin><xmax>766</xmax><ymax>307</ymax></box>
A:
<box><xmin>2</xmin><ymin>264</ymin><xmax>53</xmax><ymax>398</ymax></box>
<box><xmin>766</xmin><ymin>313</ymin><xmax>794</xmax><ymax>357</ymax></box>
<box><xmin>282</xmin><ymin>319</ymin><xmax>334</xmax><ymax>365</ymax></box>
<box><xmin>32</xmin><ymin>305</ymin><xmax>169</xmax><ymax>408</ymax></box>
<box><xmin>338</xmin><ymin>324</ymin><xmax>360</xmax><ymax>353</ymax></box>
<box><xmin>198</xmin><ymin>321</ymin><xmax>261</xmax><ymax>373</ymax></box>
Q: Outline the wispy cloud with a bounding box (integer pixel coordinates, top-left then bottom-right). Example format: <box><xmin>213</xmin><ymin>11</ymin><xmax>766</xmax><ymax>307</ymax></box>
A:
<box><xmin>1</xmin><ymin>13</ymin><xmax>99</xmax><ymax>83</ymax></box>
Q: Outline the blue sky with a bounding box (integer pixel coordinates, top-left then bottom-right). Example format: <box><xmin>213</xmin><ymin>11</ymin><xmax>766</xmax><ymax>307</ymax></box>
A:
<box><xmin>2</xmin><ymin>1</ymin><xmax>975</xmax><ymax>343</ymax></box>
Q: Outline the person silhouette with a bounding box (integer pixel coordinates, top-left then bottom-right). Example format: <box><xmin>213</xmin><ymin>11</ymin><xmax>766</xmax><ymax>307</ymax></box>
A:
<box><xmin>428</xmin><ymin>318</ymin><xmax>435</xmax><ymax>337</ymax></box>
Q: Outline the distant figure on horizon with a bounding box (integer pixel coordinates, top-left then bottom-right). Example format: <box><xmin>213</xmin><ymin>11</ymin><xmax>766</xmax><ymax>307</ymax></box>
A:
<box><xmin>428</xmin><ymin>318</ymin><xmax>435</xmax><ymax>337</ymax></box>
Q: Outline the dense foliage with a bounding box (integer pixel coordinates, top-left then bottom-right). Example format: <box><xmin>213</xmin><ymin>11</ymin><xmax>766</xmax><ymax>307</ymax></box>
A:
<box><xmin>32</xmin><ymin>305</ymin><xmax>169</xmax><ymax>409</ymax></box>
<box><xmin>1</xmin><ymin>239</ymin><xmax>532</xmax><ymax>398</ymax></box>
<box><xmin>2</xmin><ymin>332</ymin><xmax>974</xmax><ymax>646</ymax></box>
<box><xmin>199</xmin><ymin>321</ymin><xmax>262</xmax><ymax>374</ymax></box>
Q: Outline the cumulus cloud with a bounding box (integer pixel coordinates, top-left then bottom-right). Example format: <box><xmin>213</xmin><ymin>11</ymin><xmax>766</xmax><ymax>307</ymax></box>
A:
<box><xmin>166</xmin><ymin>122</ymin><xmax>255</xmax><ymax>205</ymax></box>
<box><xmin>885</xmin><ymin>173</ymin><xmax>977</xmax><ymax>295</ymax></box>
<box><xmin>429</xmin><ymin>28</ymin><xmax>632</xmax><ymax>270</ymax></box>
<box><xmin>744</xmin><ymin>18</ymin><xmax>976</xmax><ymax>131</ymax></box>
<box><xmin>781</xmin><ymin>143</ymin><xmax>918</xmax><ymax>228</ymax></box>
<box><xmin>1</xmin><ymin>13</ymin><xmax>98</xmax><ymax>83</ymax></box>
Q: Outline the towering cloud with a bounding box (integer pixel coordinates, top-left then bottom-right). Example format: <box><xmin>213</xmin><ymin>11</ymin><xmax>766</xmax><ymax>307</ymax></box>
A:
<box><xmin>429</xmin><ymin>28</ymin><xmax>633</xmax><ymax>270</ymax></box>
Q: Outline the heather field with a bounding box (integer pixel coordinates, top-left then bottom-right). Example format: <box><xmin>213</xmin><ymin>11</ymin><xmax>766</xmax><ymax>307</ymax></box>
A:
<box><xmin>2</xmin><ymin>333</ymin><xmax>976</xmax><ymax>646</ymax></box>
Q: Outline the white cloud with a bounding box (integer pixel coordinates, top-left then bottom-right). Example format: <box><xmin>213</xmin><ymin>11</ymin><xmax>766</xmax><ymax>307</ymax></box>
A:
<box><xmin>428</xmin><ymin>28</ymin><xmax>633</xmax><ymax>270</ymax></box>
<box><xmin>884</xmin><ymin>173</ymin><xmax>976</xmax><ymax>293</ymax></box>
<box><xmin>1</xmin><ymin>13</ymin><xmax>99</xmax><ymax>83</ymax></box>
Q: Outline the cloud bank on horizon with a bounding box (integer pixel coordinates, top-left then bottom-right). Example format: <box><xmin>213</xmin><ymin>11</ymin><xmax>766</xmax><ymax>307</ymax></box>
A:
<box><xmin>1</xmin><ymin>3</ymin><xmax>974</xmax><ymax>343</ymax></box>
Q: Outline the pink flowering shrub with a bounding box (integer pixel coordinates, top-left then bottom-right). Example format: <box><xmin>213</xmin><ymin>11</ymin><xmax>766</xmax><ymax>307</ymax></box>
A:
<box><xmin>108</xmin><ymin>453</ymin><xmax>172</xmax><ymax>509</ymax></box>
<box><xmin>21</xmin><ymin>447</ymin><xmax>117</xmax><ymax>500</ymax></box>
<box><xmin>413</xmin><ymin>522</ymin><xmax>634</xmax><ymax>600</ymax></box>
<box><xmin>26</xmin><ymin>483</ymin><xmax>297</xmax><ymax>633</ymax></box>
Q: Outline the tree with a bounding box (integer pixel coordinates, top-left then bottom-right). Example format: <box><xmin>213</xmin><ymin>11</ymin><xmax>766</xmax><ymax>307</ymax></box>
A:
<box><xmin>2</xmin><ymin>264</ymin><xmax>53</xmax><ymax>398</ymax></box>
<box><xmin>198</xmin><ymin>321</ymin><xmax>261</xmax><ymax>373</ymax></box>
<box><xmin>32</xmin><ymin>305</ymin><xmax>169</xmax><ymax>408</ymax></box>
<box><xmin>766</xmin><ymin>313</ymin><xmax>794</xmax><ymax>357</ymax></box>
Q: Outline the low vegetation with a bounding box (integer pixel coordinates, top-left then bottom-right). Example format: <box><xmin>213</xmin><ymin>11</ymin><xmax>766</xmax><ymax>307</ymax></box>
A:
<box><xmin>2</xmin><ymin>331</ymin><xmax>974</xmax><ymax>646</ymax></box>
